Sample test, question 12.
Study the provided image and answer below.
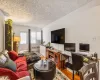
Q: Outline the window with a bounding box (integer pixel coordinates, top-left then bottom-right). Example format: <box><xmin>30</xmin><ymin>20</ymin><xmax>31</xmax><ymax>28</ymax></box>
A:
<box><xmin>31</xmin><ymin>32</ymin><xmax>36</xmax><ymax>43</ymax></box>
<box><xmin>37</xmin><ymin>32</ymin><xmax>41</xmax><ymax>40</ymax></box>
<box><xmin>31</xmin><ymin>31</ymin><xmax>41</xmax><ymax>44</ymax></box>
<box><xmin>20</xmin><ymin>32</ymin><xmax>27</xmax><ymax>44</ymax></box>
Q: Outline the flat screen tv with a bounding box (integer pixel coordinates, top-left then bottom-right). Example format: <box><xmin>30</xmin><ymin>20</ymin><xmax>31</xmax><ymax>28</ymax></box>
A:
<box><xmin>51</xmin><ymin>28</ymin><xmax>65</xmax><ymax>44</ymax></box>
<box><xmin>79</xmin><ymin>43</ymin><xmax>90</xmax><ymax>52</ymax></box>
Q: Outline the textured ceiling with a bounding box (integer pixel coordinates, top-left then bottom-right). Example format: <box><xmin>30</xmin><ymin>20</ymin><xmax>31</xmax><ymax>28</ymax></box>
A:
<box><xmin>0</xmin><ymin>0</ymin><xmax>92</xmax><ymax>27</ymax></box>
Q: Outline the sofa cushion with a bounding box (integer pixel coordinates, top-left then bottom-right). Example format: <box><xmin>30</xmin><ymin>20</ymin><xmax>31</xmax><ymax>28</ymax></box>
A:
<box><xmin>8</xmin><ymin>51</ymin><xmax>18</xmax><ymax>61</ymax></box>
<box><xmin>16</xmin><ymin>61</ymin><xmax>27</xmax><ymax>72</ymax></box>
<box><xmin>4</xmin><ymin>58</ymin><xmax>17</xmax><ymax>72</ymax></box>
<box><xmin>14</xmin><ymin>56</ymin><xmax>27</xmax><ymax>72</ymax></box>
<box><xmin>15</xmin><ymin>56</ymin><xmax>26</xmax><ymax>63</ymax></box>
<box><xmin>0</xmin><ymin>52</ymin><xmax>17</xmax><ymax>72</ymax></box>
<box><xmin>2</xmin><ymin>50</ymin><xmax>9</xmax><ymax>58</ymax></box>
<box><xmin>15</xmin><ymin>71</ymin><xmax>29</xmax><ymax>78</ymax></box>
<box><xmin>0</xmin><ymin>53</ymin><xmax>7</xmax><ymax>66</ymax></box>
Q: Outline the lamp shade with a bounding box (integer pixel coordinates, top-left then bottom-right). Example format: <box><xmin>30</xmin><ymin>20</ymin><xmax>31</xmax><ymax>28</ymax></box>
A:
<box><xmin>14</xmin><ymin>36</ymin><xmax>20</xmax><ymax>42</ymax></box>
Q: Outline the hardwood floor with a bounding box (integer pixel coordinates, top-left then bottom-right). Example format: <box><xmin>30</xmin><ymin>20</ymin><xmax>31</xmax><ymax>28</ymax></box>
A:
<box><xmin>58</xmin><ymin>68</ymin><xmax>80</xmax><ymax>80</ymax></box>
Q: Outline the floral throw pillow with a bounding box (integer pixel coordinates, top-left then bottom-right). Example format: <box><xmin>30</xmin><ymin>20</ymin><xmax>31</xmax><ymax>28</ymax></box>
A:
<box><xmin>0</xmin><ymin>53</ymin><xmax>7</xmax><ymax>66</ymax></box>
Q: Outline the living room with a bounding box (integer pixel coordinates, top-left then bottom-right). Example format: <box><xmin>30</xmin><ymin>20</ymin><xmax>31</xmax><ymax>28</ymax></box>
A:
<box><xmin>0</xmin><ymin>0</ymin><xmax>100</xmax><ymax>80</ymax></box>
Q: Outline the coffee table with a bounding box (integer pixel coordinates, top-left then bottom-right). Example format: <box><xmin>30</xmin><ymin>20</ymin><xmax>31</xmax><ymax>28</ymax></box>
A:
<box><xmin>33</xmin><ymin>60</ymin><xmax>56</xmax><ymax>80</ymax></box>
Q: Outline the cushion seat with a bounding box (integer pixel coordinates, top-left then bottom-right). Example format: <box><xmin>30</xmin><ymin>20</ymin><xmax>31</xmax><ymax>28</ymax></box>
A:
<box><xmin>15</xmin><ymin>71</ymin><xmax>29</xmax><ymax>78</ymax></box>
<box><xmin>15</xmin><ymin>56</ymin><xmax>27</xmax><ymax>72</ymax></box>
<box><xmin>15</xmin><ymin>56</ymin><xmax>26</xmax><ymax>63</ymax></box>
<box><xmin>16</xmin><ymin>61</ymin><xmax>27</xmax><ymax>72</ymax></box>
<box><xmin>14</xmin><ymin>56</ymin><xmax>29</xmax><ymax>78</ymax></box>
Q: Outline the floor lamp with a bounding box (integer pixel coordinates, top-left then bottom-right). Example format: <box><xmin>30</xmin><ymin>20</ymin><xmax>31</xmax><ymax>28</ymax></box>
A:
<box><xmin>13</xmin><ymin>36</ymin><xmax>20</xmax><ymax>53</ymax></box>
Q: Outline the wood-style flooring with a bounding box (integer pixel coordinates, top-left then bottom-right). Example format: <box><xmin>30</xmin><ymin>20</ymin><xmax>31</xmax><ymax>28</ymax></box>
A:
<box><xmin>41</xmin><ymin>56</ymin><xmax>80</xmax><ymax>80</ymax></box>
<box><xmin>58</xmin><ymin>68</ymin><xmax>80</xmax><ymax>80</ymax></box>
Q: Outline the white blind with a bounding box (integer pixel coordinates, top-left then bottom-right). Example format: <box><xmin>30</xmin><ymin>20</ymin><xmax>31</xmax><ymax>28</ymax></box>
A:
<box><xmin>31</xmin><ymin>31</ymin><xmax>41</xmax><ymax>44</ymax></box>
<box><xmin>20</xmin><ymin>32</ymin><xmax>27</xmax><ymax>44</ymax></box>
<box><xmin>37</xmin><ymin>32</ymin><xmax>41</xmax><ymax>40</ymax></box>
<box><xmin>31</xmin><ymin>32</ymin><xmax>36</xmax><ymax>43</ymax></box>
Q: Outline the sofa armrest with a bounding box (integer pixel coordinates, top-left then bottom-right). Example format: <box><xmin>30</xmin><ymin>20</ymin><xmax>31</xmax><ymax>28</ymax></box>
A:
<box><xmin>18</xmin><ymin>76</ymin><xmax>31</xmax><ymax>80</ymax></box>
<box><xmin>0</xmin><ymin>68</ymin><xmax>19</xmax><ymax>80</ymax></box>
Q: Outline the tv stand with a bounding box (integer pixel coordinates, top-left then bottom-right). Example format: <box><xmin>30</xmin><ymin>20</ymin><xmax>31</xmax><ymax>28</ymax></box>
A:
<box><xmin>46</xmin><ymin>48</ymin><xmax>65</xmax><ymax>69</ymax></box>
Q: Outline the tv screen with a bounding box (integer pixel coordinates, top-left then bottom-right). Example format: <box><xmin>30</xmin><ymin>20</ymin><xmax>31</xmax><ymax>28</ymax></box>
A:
<box><xmin>79</xmin><ymin>43</ymin><xmax>90</xmax><ymax>52</ymax></box>
<box><xmin>51</xmin><ymin>28</ymin><xmax>65</xmax><ymax>44</ymax></box>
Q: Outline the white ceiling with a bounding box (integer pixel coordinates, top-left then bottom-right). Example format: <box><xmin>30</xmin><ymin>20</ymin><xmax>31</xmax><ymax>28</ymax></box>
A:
<box><xmin>0</xmin><ymin>0</ymin><xmax>92</xmax><ymax>28</ymax></box>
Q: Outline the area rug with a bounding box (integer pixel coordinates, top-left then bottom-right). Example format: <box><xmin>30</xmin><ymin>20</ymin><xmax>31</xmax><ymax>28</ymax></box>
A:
<box><xmin>29</xmin><ymin>68</ymin><xmax>69</xmax><ymax>80</ymax></box>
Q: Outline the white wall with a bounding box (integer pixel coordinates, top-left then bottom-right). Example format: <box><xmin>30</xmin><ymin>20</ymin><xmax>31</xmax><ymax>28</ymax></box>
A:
<box><xmin>43</xmin><ymin>0</ymin><xmax>100</xmax><ymax>78</ymax></box>
<box><xmin>43</xmin><ymin>0</ymin><xmax>100</xmax><ymax>55</ymax></box>
<box><xmin>43</xmin><ymin>1</ymin><xmax>100</xmax><ymax>78</ymax></box>
<box><xmin>0</xmin><ymin>11</ymin><xmax>4</xmax><ymax>51</ymax></box>
<box><xmin>13</xmin><ymin>24</ymin><xmax>41</xmax><ymax>51</ymax></box>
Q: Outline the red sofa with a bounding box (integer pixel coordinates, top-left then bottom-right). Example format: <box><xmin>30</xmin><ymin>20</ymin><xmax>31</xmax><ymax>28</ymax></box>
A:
<box><xmin>0</xmin><ymin>51</ymin><xmax>30</xmax><ymax>80</ymax></box>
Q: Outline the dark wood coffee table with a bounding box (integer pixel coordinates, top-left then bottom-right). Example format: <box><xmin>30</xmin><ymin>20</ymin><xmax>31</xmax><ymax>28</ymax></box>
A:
<box><xmin>33</xmin><ymin>60</ymin><xmax>56</xmax><ymax>80</ymax></box>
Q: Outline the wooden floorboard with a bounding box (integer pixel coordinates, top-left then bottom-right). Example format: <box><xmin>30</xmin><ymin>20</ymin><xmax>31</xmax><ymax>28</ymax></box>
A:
<box><xmin>58</xmin><ymin>68</ymin><xmax>80</xmax><ymax>80</ymax></box>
